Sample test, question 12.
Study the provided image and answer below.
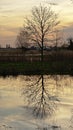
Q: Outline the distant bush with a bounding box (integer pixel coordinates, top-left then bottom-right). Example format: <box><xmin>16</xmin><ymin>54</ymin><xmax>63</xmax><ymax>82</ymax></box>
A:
<box><xmin>67</xmin><ymin>38</ymin><xmax>73</xmax><ymax>50</ymax></box>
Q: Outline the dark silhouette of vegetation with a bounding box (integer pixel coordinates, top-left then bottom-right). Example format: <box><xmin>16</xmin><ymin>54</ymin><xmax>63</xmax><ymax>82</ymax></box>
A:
<box><xmin>6</xmin><ymin>44</ymin><xmax>11</xmax><ymax>48</ymax></box>
<box><xmin>16</xmin><ymin>27</ymin><xmax>31</xmax><ymax>51</ymax></box>
<box><xmin>17</xmin><ymin>5</ymin><xmax>59</xmax><ymax>62</ymax></box>
<box><xmin>67</xmin><ymin>38</ymin><xmax>73</xmax><ymax>50</ymax></box>
<box><xmin>0</xmin><ymin>59</ymin><xmax>73</xmax><ymax>76</ymax></box>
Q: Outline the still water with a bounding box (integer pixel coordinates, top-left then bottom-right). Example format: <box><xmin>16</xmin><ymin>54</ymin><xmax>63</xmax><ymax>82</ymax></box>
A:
<box><xmin>0</xmin><ymin>75</ymin><xmax>73</xmax><ymax>130</ymax></box>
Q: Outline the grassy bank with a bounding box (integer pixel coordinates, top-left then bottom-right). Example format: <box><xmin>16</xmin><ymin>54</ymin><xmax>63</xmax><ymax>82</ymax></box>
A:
<box><xmin>0</xmin><ymin>61</ymin><xmax>73</xmax><ymax>76</ymax></box>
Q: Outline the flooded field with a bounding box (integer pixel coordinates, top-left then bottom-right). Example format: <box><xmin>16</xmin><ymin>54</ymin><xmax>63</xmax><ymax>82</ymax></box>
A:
<box><xmin>0</xmin><ymin>75</ymin><xmax>73</xmax><ymax>130</ymax></box>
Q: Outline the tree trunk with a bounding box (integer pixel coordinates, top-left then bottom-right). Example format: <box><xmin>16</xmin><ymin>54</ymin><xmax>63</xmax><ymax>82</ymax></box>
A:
<box><xmin>41</xmin><ymin>46</ymin><xmax>44</xmax><ymax>63</ymax></box>
<box><xmin>41</xmin><ymin>32</ymin><xmax>44</xmax><ymax>63</ymax></box>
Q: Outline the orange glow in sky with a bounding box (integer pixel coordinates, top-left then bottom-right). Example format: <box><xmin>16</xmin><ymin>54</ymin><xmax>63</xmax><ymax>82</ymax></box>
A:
<box><xmin>0</xmin><ymin>0</ymin><xmax>73</xmax><ymax>47</ymax></box>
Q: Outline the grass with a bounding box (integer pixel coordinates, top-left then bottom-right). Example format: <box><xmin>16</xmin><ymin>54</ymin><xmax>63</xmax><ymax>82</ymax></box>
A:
<box><xmin>0</xmin><ymin>49</ymin><xmax>73</xmax><ymax>76</ymax></box>
<box><xmin>0</xmin><ymin>61</ymin><xmax>73</xmax><ymax>76</ymax></box>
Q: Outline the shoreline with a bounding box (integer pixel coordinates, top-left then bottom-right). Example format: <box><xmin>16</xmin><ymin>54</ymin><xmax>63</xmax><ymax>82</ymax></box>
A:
<box><xmin>0</xmin><ymin>61</ymin><xmax>73</xmax><ymax>76</ymax></box>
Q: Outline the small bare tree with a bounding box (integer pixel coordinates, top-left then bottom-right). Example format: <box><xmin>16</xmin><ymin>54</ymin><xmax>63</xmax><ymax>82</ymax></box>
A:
<box><xmin>16</xmin><ymin>27</ymin><xmax>31</xmax><ymax>50</ymax></box>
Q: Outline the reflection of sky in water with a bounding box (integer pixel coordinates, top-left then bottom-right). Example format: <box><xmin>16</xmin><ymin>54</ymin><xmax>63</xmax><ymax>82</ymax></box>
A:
<box><xmin>0</xmin><ymin>75</ymin><xmax>73</xmax><ymax>130</ymax></box>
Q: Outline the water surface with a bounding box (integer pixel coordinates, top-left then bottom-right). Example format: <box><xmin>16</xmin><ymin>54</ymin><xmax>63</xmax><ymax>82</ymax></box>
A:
<box><xmin>0</xmin><ymin>75</ymin><xmax>73</xmax><ymax>130</ymax></box>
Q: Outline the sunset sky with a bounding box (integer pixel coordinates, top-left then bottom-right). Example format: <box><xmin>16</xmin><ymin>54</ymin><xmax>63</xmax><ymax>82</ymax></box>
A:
<box><xmin>0</xmin><ymin>0</ymin><xmax>73</xmax><ymax>47</ymax></box>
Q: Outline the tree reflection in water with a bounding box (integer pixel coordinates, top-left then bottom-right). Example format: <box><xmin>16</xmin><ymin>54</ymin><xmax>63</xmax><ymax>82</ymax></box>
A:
<box><xmin>22</xmin><ymin>75</ymin><xmax>61</xmax><ymax>130</ymax></box>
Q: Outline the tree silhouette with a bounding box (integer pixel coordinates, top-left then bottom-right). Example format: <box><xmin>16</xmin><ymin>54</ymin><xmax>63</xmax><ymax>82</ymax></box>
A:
<box><xmin>16</xmin><ymin>27</ymin><xmax>31</xmax><ymax>50</ymax></box>
<box><xmin>67</xmin><ymin>38</ymin><xmax>73</xmax><ymax>50</ymax></box>
<box><xmin>17</xmin><ymin>5</ymin><xmax>59</xmax><ymax>62</ymax></box>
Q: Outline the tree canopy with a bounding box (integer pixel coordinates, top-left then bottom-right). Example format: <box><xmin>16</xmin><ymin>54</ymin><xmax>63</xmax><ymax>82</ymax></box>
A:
<box><xmin>16</xmin><ymin>4</ymin><xmax>60</xmax><ymax>61</ymax></box>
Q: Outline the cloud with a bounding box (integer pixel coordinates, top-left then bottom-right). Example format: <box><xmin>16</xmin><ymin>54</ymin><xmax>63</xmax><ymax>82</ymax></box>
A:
<box><xmin>0</xmin><ymin>25</ymin><xmax>19</xmax><ymax>36</ymax></box>
<box><xmin>0</xmin><ymin>10</ymin><xmax>14</xmax><ymax>13</ymax></box>
<box><xmin>63</xmin><ymin>24</ymin><xmax>73</xmax><ymax>40</ymax></box>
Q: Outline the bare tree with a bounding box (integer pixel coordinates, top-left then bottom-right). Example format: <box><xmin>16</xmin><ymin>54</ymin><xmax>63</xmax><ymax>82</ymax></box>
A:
<box><xmin>18</xmin><ymin>5</ymin><xmax>59</xmax><ymax>62</ymax></box>
<box><xmin>16</xmin><ymin>27</ymin><xmax>31</xmax><ymax>50</ymax></box>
